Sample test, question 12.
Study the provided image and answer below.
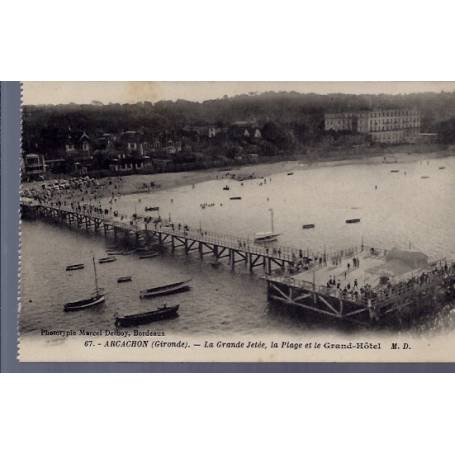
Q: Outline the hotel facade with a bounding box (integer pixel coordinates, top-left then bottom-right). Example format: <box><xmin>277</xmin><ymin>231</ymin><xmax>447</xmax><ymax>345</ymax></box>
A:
<box><xmin>324</xmin><ymin>109</ymin><xmax>421</xmax><ymax>144</ymax></box>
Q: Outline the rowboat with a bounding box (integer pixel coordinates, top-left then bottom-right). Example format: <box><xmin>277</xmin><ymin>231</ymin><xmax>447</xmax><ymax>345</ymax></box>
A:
<box><xmin>66</xmin><ymin>263</ymin><xmax>84</xmax><ymax>271</ymax></box>
<box><xmin>140</xmin><ymin>280</ymin><xmax>192</xmax><ymax>299</ymax></box>
<box><xmin>145</xmin><ymin>206</ymin><xmax>160</xmax><ymax>212</ymax></box>
<box><xmin>302</xmin><ymin>224</ymin><xmax>315</xmax><ymax>229</ymax></box>
<box><xmin>230</xmin><ymin>196</ymin><xmax>242</xmax><ymax>200</ymax></box>
<box><xmin>390</xmin><ymin>170</ymin><xmax>400</xmax><ymax>173</ymax></box>
<box><xmin>345</xmin><ymin>218</ymin><xmax>361</xmax><ymax>224</ymax></box>
<box><xmin>287</xmin><ymin>172</ymin><xmax>294</xmax><ymax>175</ymax></box>
<box><xmin>139</xmin><ymin>252</ymin><xmax>159</xmax><ymax>259</ymax></box>
<box><xmin>99</xmin><ymin>256</ymin><xmax>117</xmax><ymax>263</ymax></box>
<box><xmin>117</xmin><ymin>276</ymin><xmax>132</xmax><ymax>283</ymax></box>
<box><xmin>115</xmin><ymin>304</ymin><xmax>179</xmax><ymax>328</ymax></box>
<box><xmin>254</xmin><ymin>232</ymin><xmax>281</xmax><ymax>242</ymax></box>
<box><xmin>64</xmin><ymin>258</ymin><xmax>105</xmax><ymax>311</ymax></box>
<box><xmin>223</xmin><ymin>185</ymin><xmax>230</xmax><ymax>190</ymax></box>
<box><xmin>421</xmin><ymin>176</ymin><xmax>430</xmax><ymax>179</ymax></box>
<box><xmin>439</xmin><ymin>166</ymin><xmax>446</xmax><ymax>170</ymax></box>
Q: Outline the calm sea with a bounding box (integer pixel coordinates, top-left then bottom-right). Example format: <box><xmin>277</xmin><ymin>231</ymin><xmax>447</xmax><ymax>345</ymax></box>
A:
<box><xmin>20</xmin><ymin>156</ymin><xmax>455</xmax><ymax>335</ymax></box>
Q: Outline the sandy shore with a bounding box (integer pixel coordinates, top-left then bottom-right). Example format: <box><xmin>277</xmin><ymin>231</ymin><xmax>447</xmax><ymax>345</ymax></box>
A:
<box><xmin>23</xmin><ymin>146</ymin><xmax>453</xmax><ymax>197</ymax></box>
<box><xmin>102</xmin><ymin>147</ymin><xmax>453</xmax><ymax>196</ymax></box>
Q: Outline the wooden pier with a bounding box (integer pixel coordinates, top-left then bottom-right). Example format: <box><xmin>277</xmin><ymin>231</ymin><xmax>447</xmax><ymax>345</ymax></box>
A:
<box><xmin>22</xmin><ymin>203</ymin><xmax>304</xmax><ymax>274</ymax></box>
<box><xmin>22</xmin><ymin>201</ymin><xmax>455</xmax><ymax>326</ymax></box>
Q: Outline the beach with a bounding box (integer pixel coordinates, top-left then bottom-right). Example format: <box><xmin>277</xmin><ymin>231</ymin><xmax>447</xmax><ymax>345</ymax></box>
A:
<box><xmin>23</xmin><ymin>144</ymin><xmax>454</xmax><ymax>198</ymax></box>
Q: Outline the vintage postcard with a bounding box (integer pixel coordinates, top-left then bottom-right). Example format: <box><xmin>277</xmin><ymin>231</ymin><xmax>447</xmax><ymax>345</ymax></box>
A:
<box><xmin>18</xmin><ymin>81</ymin><xmax>455</xmax><ymax>362</ymax></box>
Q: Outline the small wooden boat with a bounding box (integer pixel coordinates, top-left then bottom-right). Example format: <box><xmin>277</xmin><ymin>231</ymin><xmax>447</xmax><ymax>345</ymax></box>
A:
<box><xmin>420</xmin><ymin>176</ymin><xmax>430</xmax><ymax>179</ymax></box>
<box><xmin>287</xmin><ymin>172</ymin><xmax>294</xmax><ymax>176</ymax></box>
<box><xmin>115</xmin><ymin>304</ymin><xmax>179</xmax><ymax>328</ymax></box>
<box><xmin>64</xmin><ymin>258</ymin><xmax>105</xmax><ymax>311</ymax></box>
<box><xmin>140</xmin><ymin>280</ymin><xmax>191</xmax><ymax>299</ymax></box>
<box><xmin>390</xmin><ymin>170</ymin><xmax>400</xmax><ymax>173</ymax></box>
<box><xmin>139</xmin><ymin>252</ymin><xmax>159</xmax><ymax>259</ymax></box>
<box><xmin>345</xmin><ymin>218</ymin><xmax>361</xmax><ymax>224</ymax></box>
<box><xmin>230</xmin><ymin>196</ymin><xmax>242</xmax><ymax>200</ymax></box>
<box><xmin>99</xmin><ymin>256</ymin><xmax>117</xmax><ymax>263</ymax></box>
<box><xmin>223</xmin><ymin>185</ymin><xmax>230</xmax><ymax>190</ymax></box>
<box><xmin>439</xmin><ymin>166</ymin><xmax>446</xmax><ymax>170</ymax></box>
<box><xmin>64</xmin><ymin>293</ymin><xmax>105</xmax><ymax>311</ymax></box>
<box><xmin>107</xmin><ymin>250</ymin><xmax>122</xmax><ymax>256</ymax></box>
<box><xmin>302</xmin><ymin>224</ymin><xmax>315</xmax><ymax>229</ymax></box>
<box><xmin>145</xmin><ymin>206</ymin><xmax>160</xmax><ymax>212</ymax></box>
<box><xmin>254</xmin><ymin>232</ymin><xmax>281</xmax><ymax>242</ymax></box>
<box><xmin>117</xmin><ymin>276</ymin><xmax>132</xmax><ymax>283</ymax></box>
<box><xmin>66</xmin><ymin>263</ymin><xmax>84</xmax><ymax>271</ymax></box>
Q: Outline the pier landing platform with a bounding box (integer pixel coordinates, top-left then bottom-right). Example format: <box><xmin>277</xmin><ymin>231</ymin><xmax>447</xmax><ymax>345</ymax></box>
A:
<box><xmin>293</xmin><ymin>248</ymin><xmax>434</xmax><ymax>290</ymax></box>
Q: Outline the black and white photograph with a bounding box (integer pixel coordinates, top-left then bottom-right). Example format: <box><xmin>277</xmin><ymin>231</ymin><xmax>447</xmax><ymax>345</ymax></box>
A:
<box><xmin>18</xmin><ymin>81</ymin><xmax>455</xmax><ymax>362</ymax></box>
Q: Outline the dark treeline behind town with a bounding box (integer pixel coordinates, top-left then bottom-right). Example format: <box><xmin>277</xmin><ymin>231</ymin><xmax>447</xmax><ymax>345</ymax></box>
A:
<box><xmin>22</xmin><ymin>91</ymin><xmax>455</xmax><ymax>174</ymax></box>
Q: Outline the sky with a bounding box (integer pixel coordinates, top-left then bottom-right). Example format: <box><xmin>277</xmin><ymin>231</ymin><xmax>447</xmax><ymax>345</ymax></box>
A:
<box><xmin>22</xmin><ymin>81</ymin><xmax>455</xmax><ymax>105</ymax></box>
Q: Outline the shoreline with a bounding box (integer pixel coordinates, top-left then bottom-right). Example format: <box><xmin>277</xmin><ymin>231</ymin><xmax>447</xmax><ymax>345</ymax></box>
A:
<box><xmin>23</xmin><ymin>146</ymin><xmax>454</xmax><ymax>197</ymax></box>
<box><xmin>101</xmin><ymin>146</ymin><xmax>454</xmax><ymax>196</ymax></box>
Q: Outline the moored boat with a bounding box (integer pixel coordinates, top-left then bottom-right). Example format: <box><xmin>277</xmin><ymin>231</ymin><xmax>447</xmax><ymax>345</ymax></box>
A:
<box><xmin>115</xmin><ymin>304</ymin><xmax>179</xmax><ymax>327</ymax></box>
<box><xmin>64</xmin><ymin>257</ymin><xmax>105</xmax><ymax>311</ymax></box>
<box><xmin>64</xmin><ymin>293</ymin><xmax>105</xmax><ymax>312</ymax></box>
<box><xmin>99</xmin><ymin>256</ymin><xmax>117</xmax><ymax>263</ymax></box>
<box><xmin>254</xmin><ymin>232</ymin><xmax>281</xmax><ymax>242</ymax></box>
<box><xmin>255</xmin><ymin>208</ymin><xmax>280</xmax><ymax>242</ymax></box>
<box><xmin>302</xmin><ymin>224</ymin><xmax>315</xmax><ymax>229</ymax></box>
<box><xmin>117</xmin><ymin>275</ymin><xmax>132</xmax><ymax>283</ymax></box>
<box><xmin>223</xmin><ymin>185</ymin><xmax>230</xmax><ymax>190</ymax></box>
<box><xmin>230</xmin><ymin>196</ymin><xmax>242</xmax><ymax>200</ymax></box>
<box><xmin>421</xmin><ymin>175</ymin><xmax>430</xmax><ymax>179</ymax></box>
<box><xmin>66</xmin><ymin>263</ymin><xmax>84</xmax><ymax>271</ymax></box>
<box><xmin>139</xmin><ymin>252</ymin><xmax>159</xmax><ymax>259</ymax></box>
<box><xmin>140</xmin><ymin>279</ymin><xmax>192</xmax><ymax>299</ymax></box>
<box><xmin>390</xmin><ymin>169</ymin><xmax>400</xmax><ymax>173</ymax></box>
<box><xmin>345</xmin><ymin>218</ymin><xmax>361</xmax><ymax>224</ymax></box>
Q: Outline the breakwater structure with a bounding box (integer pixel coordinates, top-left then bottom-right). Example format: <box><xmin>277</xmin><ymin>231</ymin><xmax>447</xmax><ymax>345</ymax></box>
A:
<box><xmin>21</xmin><ymin>200</ymin><xmax>455</xmax><ymax>327</ymax></box>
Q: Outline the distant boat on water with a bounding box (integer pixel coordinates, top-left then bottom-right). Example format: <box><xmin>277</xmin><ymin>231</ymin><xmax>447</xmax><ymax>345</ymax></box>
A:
<box><xmin>439</xmin><ymin>166</ymin><xmax>446</xmax><ymax>170</ymax></box>
<box><xmin>345</xmin><ymin>218</ymin><xmax>361</xmax><ymax>224</ymax></box>
<box><xmin>302</xmin><ymin>224</ymin><xmax>315</xmax><ymax>229</ymax></box>
<box><xmin>140</xmin><ymin>280</ymin><xmax>192</xmax><ymax>299</ymax></box>
<box><xmin>117</xmin><ymin>276</ymin><xmax>132</xmax><ymax>283</ymax></box>
<box><xmin>421</xmin><ymin>176</ymin><xmax>430</xmax><ymax>179</ymax></box>
<box><xmin>139</xmin><ymin>252</ymin><xmax>159</xmax><ymax>259</ymax></box>
<box><xmin>64</xmin><ymin>257</ymin><xmax>105</xmax><ymax>312</ymax></box>
<box><xmin>99</xmin><ymin>256</ymin><xmax>117</xmax><ymax>264</ymax></box>
<box><xmin>230</xmin><ymin>196</ymin><xmax>242</xmax><ymax>200</ymax></box>
<box><xmin>287</xmin><ymin>172</ymin><xmax>294</xmax><ymax>176</ymax></box>
<box><xmin>223</xmin><ymin>185</ymin><xmax>230</xmax><ymax>190</ymax></box>
<box><xmin>66</xmin><ymin>263</ymin><xmax>84</xmax><ymax>271</ymax></box>
<box><xmin>115</xmin><ymin>304</ymin><xmax>179</xmax><ymax>328</ymax></box>
<box><xmin>255</xmin><ymin>208</ymin><xmax>281</xmax><ymax>243</ymax></box>
<box><xmin>390</xmin><ymin>169</ymin><xmax>400</xmax><ymax>173</ymax></box>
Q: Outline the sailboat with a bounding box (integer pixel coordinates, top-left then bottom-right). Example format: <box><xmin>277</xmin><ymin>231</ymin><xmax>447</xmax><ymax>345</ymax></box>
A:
<box><xmin>64</xmin><ymin>257</ymin><xmax>105</xmax><ymax>311</ymax></box>
<box><xmin>255</xmin><ymin>208</ymin><xmax>281</xmax><ymax>243</ymax></box>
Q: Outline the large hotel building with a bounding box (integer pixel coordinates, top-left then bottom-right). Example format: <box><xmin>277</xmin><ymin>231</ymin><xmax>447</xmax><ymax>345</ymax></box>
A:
<box><xmin>324</xmin><ymin>109</ymin><xmax>421</xmax><ymax>144</ymax></box>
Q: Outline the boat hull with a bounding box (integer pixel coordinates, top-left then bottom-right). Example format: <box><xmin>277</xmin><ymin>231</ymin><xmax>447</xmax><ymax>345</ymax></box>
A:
<box><xmin>115</xmin><ymin>305</ymin><xmax>179</xmax><ymax>327</ymax></box>
<box><xmin>64</xmin><ymin>294</ymin><xmax>105</xmax><ymax>312</ymax></box>
<box><xmin>140</xmin><ymin>284</ymin><xmax>190</xmax><ymax>299</ymax></box>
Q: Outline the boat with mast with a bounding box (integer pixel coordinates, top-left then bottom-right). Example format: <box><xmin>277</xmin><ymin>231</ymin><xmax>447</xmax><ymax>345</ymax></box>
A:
<box><xmin>255</xmin><ymin>208</ymin><xmax>281</xmax><ymax>242</ymax></box>
<box><xmin>64</xmin><ymin>257</ymin><xmax>105</xmax><ymax>311</ymax></box>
